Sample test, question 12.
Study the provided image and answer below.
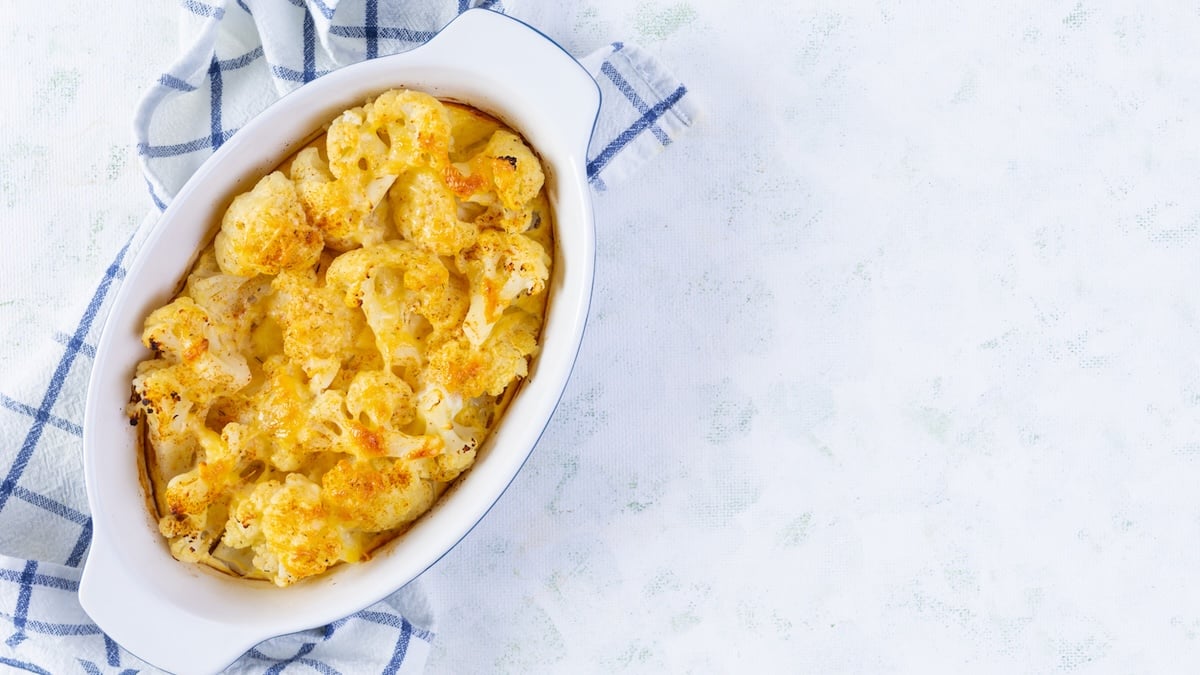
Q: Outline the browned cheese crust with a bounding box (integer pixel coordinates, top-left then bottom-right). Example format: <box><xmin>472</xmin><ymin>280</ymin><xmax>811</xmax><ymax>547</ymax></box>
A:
<box><xmin>131</xmin><ymin>91</ymin><xmax>553</xmax><ymax>586</ymax></box>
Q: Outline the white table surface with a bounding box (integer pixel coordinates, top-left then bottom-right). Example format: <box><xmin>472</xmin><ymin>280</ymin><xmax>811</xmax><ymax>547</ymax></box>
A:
<box><xmin>6</xmin><ymin>1</ymin><xmax>1200</xmax><ymax>672</ymax></box>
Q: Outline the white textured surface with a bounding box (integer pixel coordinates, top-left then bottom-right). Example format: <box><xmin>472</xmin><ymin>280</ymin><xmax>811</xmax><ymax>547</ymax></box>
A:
<box><xmin>7</xmin><ymin>1</ymin><xmax>1200</xmax><ymax>672</ymax></box>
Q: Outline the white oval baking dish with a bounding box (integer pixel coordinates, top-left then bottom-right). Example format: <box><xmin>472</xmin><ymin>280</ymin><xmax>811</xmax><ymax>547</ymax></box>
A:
<box><xmin>78</xmin><ymin>9</ymin><xmax>598</xmax><ymax>674</ymax></box>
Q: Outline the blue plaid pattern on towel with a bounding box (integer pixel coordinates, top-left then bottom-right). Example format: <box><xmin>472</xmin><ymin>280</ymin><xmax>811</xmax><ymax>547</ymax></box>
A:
<box><xmin>137</xmin><ymin>0</ymin><xmax>698</xmax><ymax>206</ymax></box>
<box><xmin>580</xmin><ymin>41</ymin><xmax>695</xmax><ymax>192</ymax></box>
<box><xmin>0</xmin><ymin>557</ymin><xmax>432</xmax><ymax>674</ymax></box>
<box><xmin>0</xmin><ymin>0</ymin><xmax>695</xmax><ymax>672</ymax></box>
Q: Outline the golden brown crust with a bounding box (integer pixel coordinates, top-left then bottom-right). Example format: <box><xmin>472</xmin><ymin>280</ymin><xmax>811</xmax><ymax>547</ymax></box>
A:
<box><xmin>133</xmin><ymin>89</ymin><xmax>552</xmax><ymax>586</ymax></box>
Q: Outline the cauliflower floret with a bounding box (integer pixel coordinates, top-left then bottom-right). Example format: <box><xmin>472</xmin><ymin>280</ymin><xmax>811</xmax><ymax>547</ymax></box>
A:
<box><xmin>444</xmin><ymin>102</ymin><xmax>503</xmax><ymax>160</ymax></box>
<box><xmin>400</xmin><ymin>249</ymin><xmax>471</xmax><ymax>341</ymax></box>
<box><xmin>446</xmin><ymin>129</ymin><xmax>544</xmax><ymax>233</ymax></box>
<box><xmin>457</xmin><ymin>230</ymin><xmax>549</xmax><ymax>345</ymax></box>
<box><xmin>142</xmin><ymin>297</ymin><xmax>218</xmax><ymax>364</ymax></box>
<box><xmin>186</xmin><ymin>248</ymin><xmax>223</xmax><ymax>281</ymax></box>
<box><xmin>389</xmin><ymin>168</ymin><xmax>477</xmax><ymax>256</ymax></box>
<box><xmin>428</xmin><ymin>309</ymin><xmax>540</xmax><ymax>399</ymax></box>
<box><xmin>297</xmin><ymin>90</ymin><xmax>452</xmax><ymax>252</ymax></box>
<box><xmin>290</xmin><ymin>147</ymin><xmax>394</xmax><ymax>251</ymax></box>
<box><xmin>185</xmin><ymin>273</ymin><xmax>273</xmax><ymax>347</ymax></box>
<box><xmin>321</xmin><ymin>457</ymin><xmax>435</xmax><ymax>532</ymax></box>
<box><xmin>214</xmin><ymin>171</ymin><xmax>323</xmax><ymax>277</ymax></box>
<box><xmin>346</xmin><ymin>369</ymin><xmax>415</xmax><ymax>429</ymax></box>
<box><xmin>158</xmin><ymin>423</ymin><xmax>259</xmax><ymax>541</ymax></box>
<box><xmin>250</xmin><ymin>357</ymin><xmax>314</xmax><ymax>472</ymax></box>
<box><xmin>477</xmin><ymin>130</ymin><xmax>544</xmax><ymax>211</ymax></box>
<box><xmin>305</xmin><ymin>389</ymin><xmax>442</xmax><ymax>461</ymax></box>
<box><xmin>187</xmin><ymin>273</ymin><xmax>270</xmax><ymax>320</ymax></box>
<box><xmin>269</xmin><ymin>267</ymin><xmax>369</xmax><ymax>393</ymax></box>
<box><xmin>325</xmin><ymin>239</ymin><xmax>420</xmax><ymax>299</ymax></box>
<box><xmin>134</xmin><ymin>361</ymin><xmax>203</xmax><ymax>479</ymax></box>
<box><xmin>223</xmin><ymin>474</ymin><xmax>346</xmax><ymax>586</ymax></box>
<box><xmin>414</xmin><ymin>384</ymin><xmax>488</xmax><ymax>482</ymax></box>
<box><xmin>326</xmin><ymin>241</ymin><xmax>469</xmax><ymax>370</ymax></box>
<box><xmin>325</xmin><ymin>242</ymin><xmax>425</xmax><ymax>371</ymax></box>
<box><xmin>357</xmin><ymin>89</ymin><xmax>453</xmax><ymax>175</ymax></box>
<box><xmin>158</xmin><ymin>456</ymin><xmax>224</xmax><ymax>542</ymax></box>
<box><xmin>327</xmin><ymin>347</ymin><xmax>385</xmax><ymax>392</ymax></box>
<box><xmin>141</xmin><ymin>297</ymin><xmax>252</xmax><ymax>398</ymax></box>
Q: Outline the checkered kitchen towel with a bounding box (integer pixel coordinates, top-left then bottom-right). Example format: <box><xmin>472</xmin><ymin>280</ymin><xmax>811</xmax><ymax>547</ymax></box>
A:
<box><xmin>0</xmin><ymin>0</ymin><xmax>697</xmax><ymax>673</ymax></box>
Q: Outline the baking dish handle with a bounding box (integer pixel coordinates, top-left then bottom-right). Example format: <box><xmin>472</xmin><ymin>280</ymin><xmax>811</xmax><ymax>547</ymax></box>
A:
<box><xmin>417</xmin><ymin>9</ymin><xmax>602</xmax><ymax>155</ymax></box>
<box><xmin>79</xmin><ymin>532</ymin><xmax>261</xmax><ymax>675</ymax></box>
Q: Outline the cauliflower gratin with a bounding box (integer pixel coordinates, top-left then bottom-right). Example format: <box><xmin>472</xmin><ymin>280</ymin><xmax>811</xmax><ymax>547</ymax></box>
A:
<box><xmin>130</xmin><ymin>89</ymin><xmax>552</xmax><ymax>586</ymax></box>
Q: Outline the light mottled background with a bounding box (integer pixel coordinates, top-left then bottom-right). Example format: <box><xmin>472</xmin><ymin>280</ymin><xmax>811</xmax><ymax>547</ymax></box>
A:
<box><xmin>5</xmin><ymin>1</ymin><xmax>1200</xmax><ymax>672</ymax></box>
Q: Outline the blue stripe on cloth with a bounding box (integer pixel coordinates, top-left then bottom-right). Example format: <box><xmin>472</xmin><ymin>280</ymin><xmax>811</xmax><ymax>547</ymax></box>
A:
<box><xmin>302</xmin><ymin>659</ymin><xmax>343</xmax><ymax>675</ymax></box>
<box><xmin>269</xmin><ymin>659</ymin><xmax>340</xmax><ymax>675</ymax></box>
<box><xmin>457</xmin><ymin>0</ymin><xmax>469</xmax><ymax>13</ymax></box>
<box><xmin>322</xmin><ymin>616</ymin><xmax>349</xmax><ymax>639</ymax></box>
<box><xmin>355</xmin><ymin>610</ymin><xmax>404</xmax><ymax>629</ymax></box>
<box><xmin>137</xmin><ymin>128</ymin><xmax>238</xmax><ymax>158</ymax></box>
<box><xmin>303</xmin><ymin>10</ymin><xmax>316</xmax><ymax>82</ymax></box>
<box><xmin>365</xmin><ymin>0</ymin><xmax>379</xmax><ymax>59</ymax></box>
<box><xmin>248</xmin><ymin>615</ymin><xmax>429</xmax><ymax>670</ymax></box>
<box><xmin>0</xmin><ymin>656</ymin><xmax>52</xmax><ymax>675</ymax></box>
<box><xmin>182</xmin><ymin>0</ymin><xmax>225</xmax><ymax>19</ymax></box>
<box><xmin>0</xmin><ymin>393</ymin><xmax>83</xmax><ymax>438</ymax></box>
<box><xmin>13</xmin><ymin>486</ymin><xmax>89</xmax><ymax>526</ymax></box>
<box><xmin>311</xmin><ymin>0</ymin><xmax>336</xmax><ymax>19</ymax></box>
<box><xmin>237</xmin><ymin>0</ymin><xmax>252</xmax><ymax>14</ymax></box>
<box><xmin>145</xmin><ymin>178</ymin><xmax>169</xmax><ymax>210</ymax></box>
<box><xmin>52</xmin><ymin>332</ymin><xmax>96</xmax><ymax>359</ymax></box>
<box><xmin>0</xmin><ymin>614</ymin><xmax>102</xmax><ymax>636</ymax></box>
<box><xmin>271</xmin><ymin>65</ymin><xmax>332</xmax><ymax>83</ymax></box>
<box><xmin>260</xmin><ymin>642</ymin><xmax>319</xmax><ymax>675</ymax></box>
<box><xmin>104</xmin><ymin>634</ymin><xmax>120</xmax><ymax>667</ymax></box>
<box><xmin>601</xmin><ymin>61</ymin><xmax>671</xmax><ymax>145</ymax></box>
<box><xmin>479</xmin><ymin>0</ymin><xmax>503</xmax><ymax>10</ymax></box>
<box><xmin>0</xmin><ymin>245</ymin><xmax>128</xmax><ymax>514</ymax></box>
<box><xmin>328</xmin><ymin>25</ymin><xmax>437</xmax><ymax>42</ymax></box>
<box><xmin>5</xmin><ymin>560</ymin><xmax>36</xmax><ymax>647</ymax></box>
<box><xmin>158</xmin><ymin>74</ymin><xmax>196</xmax><ymax>92</ymax></box>
<box><xmin>381</xmin><ymin>617</ymin><xmax>413</xmax><ymax>675</ymax></box>
<box><xmin>586</xmin><ymin>84</ymin><xmax>688</xmax><ymax>179</ymax></box>
<box><xmin>65</xmin><ymin>519</ymin><xmax>92</xmax><ymax>567</ymax></box>
<box><xmin>248</xmin><ymin>655</ymin><xmax>340</xmax><ymax>675</ymax></box>
<box><xmin>79</xmin><ymin>661</ymin><xmax>140</xmax><ymax>675</ymax></box>
<box><xmin>208</xmin><ymin>57</ymin><xmax>225</xmax><ymax>151</ymax></box>
<box><xmin>80</xmin><ymin>662</ymin><xmax>138</xmax><ymax>675</ymax></box>
<box><xmin>0</xmin><ymin>568</ymin><xmax>78</xmax><ymax>592</ymax></box>
<box><xmin>217</xmin><ymin>46</ymin><xmax>265</xmax><ymax>70</ymax></box>
<box><xmin>356</xmin><ymin>610</ymin><xmax>433</xmax><ymax>641</ymax></box>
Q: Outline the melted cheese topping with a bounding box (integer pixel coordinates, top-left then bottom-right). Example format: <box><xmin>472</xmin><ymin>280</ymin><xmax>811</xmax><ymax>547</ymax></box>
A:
<box><xmin>132</xmin><ymin>91</ymin><xmax>552</xmax><ymax>586</ymax></box>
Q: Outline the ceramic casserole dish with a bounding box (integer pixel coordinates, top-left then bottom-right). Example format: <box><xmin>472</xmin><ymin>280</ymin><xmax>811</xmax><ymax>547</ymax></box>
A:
<box><xmin>78</xmin><ymin>9</ymin><xmax>599</xmax><ymax>674</ymax></box>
